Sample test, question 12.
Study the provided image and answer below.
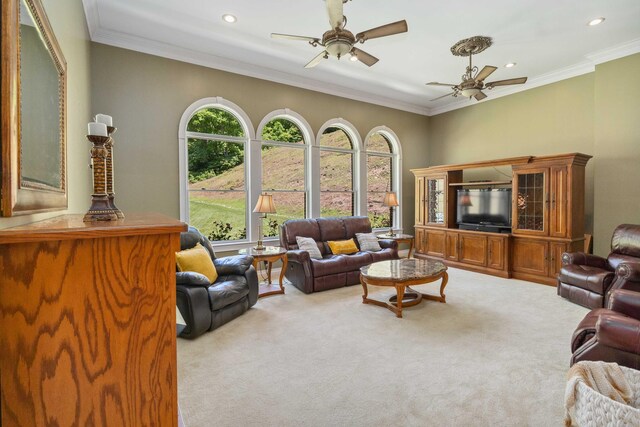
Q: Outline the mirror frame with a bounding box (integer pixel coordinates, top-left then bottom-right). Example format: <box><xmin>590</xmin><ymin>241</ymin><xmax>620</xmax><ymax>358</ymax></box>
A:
<box><xmin>1</xmin><ymin>0</ymin><xmax>67</xmax><ymax>216</ymax></box>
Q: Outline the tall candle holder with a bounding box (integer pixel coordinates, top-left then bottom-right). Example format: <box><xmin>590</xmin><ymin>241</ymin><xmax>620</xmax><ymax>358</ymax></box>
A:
<box><xmin>84</xmin><ymin>135</ymin><xmax>118</xmax><ymax>222</ymax></box>
<box><xmin>106</xmin><ymin>126</ymin><xmax>124</xmax><ymax>218</ymax></box>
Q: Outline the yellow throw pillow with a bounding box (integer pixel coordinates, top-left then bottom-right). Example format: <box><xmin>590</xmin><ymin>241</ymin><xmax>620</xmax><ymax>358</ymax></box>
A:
<box><xmin>175</xmin><ymin>243</ymin><xmax>218</xmax><ymax>283</ymax></box>
<box><xmin>328</xmin><ymin>238</ymin><xmax>359</xmax><ymax>255</ymax></box>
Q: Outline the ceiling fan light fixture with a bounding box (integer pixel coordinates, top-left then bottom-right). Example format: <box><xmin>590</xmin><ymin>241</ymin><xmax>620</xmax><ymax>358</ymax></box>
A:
<box><xmin>587</xmin><ymin>17</ymin><xmax>605</xmax><ymax>26</ymax></box>
<box><xmin>349</xmin><ymin>53</ymin><xmax>358</xmax><ymax>62</ymax></box>
<box><xmin>222</xmin><ymin>14</ymin><xmax>237</xmax><ymax>23</ymax></box>
<box><xmin>460</xmin><ymin>88</ymin><xmax>481</xmax><ymax>98</ymax></box>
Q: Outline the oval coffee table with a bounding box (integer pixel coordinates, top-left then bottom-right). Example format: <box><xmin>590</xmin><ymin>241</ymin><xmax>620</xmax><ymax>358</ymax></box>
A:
<box><xmin>359</xmin><ymin>259</ymin><xmax>448</xmax><ymax>318</ymax></box>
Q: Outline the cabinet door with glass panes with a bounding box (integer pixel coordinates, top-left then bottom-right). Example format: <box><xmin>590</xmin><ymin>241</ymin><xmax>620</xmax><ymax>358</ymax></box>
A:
<box><xmin>425</xmin><ymin>174</ymin><xmax>447</xmax><ymax>226</ymax></box>
<box><xmin>512</xmin><ymin>167</ymin><xmax>549</xmax><ymax>235</ymax></box>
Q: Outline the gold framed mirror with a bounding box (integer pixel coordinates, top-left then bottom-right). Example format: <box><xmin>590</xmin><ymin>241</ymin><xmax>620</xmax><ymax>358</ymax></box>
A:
<box><xmin>1</xmin><ymin>0</ymin><xmax>67</xmax><ymax>216</ymax></box>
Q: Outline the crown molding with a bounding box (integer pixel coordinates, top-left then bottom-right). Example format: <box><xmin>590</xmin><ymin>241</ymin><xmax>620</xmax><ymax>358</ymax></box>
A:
<box><xmin>88</xmin><ymin>28</ymin><xmax>432</xmax><ymax>116</ymax></box>
<box><xmin>82</xmin><ymin>0</ymin><xmax>640</xmax><ymax>118</ymax></box>
<box><xmin>586</xmin><ymin>37</ymin><xmax>640</xmax><ymax>65</ymax></box>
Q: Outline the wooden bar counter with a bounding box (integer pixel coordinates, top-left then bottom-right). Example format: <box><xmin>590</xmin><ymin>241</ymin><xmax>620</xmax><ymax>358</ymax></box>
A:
<box><xmin>0</xmin><ymin>213</ymin><xmax>186</xmax><ymax>426</ymax></box>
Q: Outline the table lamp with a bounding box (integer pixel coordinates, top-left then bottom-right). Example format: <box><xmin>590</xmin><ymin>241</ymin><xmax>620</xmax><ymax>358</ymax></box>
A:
<box><xmin>382</xmin><ymin>191</ymin><xmax>399</xmax><ymax>236</ymax></box>
<box><xmin>253</xmin><ymin>193</ymin><xmax>276</xmax><ymax>250</ymax></box>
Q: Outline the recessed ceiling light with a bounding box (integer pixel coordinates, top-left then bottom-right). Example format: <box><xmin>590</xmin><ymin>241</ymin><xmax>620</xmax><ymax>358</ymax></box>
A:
<box><xmin>222</xmin><ymin>14</ymin><xmax>237</xmax><ymax>23</ymax></box>
<box><xmin>505</xmin><ymin>62</ymin><xmax>516</xmax><ymax>68</ymax></box>
<box><xmin>587</xmin><ymin>17</ymin><xmax>605</xmax><ymax>26</ymax></box>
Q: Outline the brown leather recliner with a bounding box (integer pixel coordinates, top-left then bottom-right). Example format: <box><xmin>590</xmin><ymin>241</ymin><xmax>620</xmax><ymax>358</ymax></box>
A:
<box><xmin>571</xmin><ymin>289</ymin><xmax>640</xmax><ymax>370</ymax></box>
<box><xmin>279</xmin><ymin>216</ymin><xmax>399</xmax><ymax>294</ymax></box>
<box><xmin>557</xmin><ymin>224</ymin><xmax>640</xmax><ymax>309</ymax></box>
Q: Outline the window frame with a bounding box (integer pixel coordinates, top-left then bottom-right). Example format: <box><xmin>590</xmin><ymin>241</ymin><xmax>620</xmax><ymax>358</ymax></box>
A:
<box><xmin>256</xmin><ymin>109</ymin><xmax>313</xmax><ymax>242</ymax></box>
<box><xmin>178</xmin><ymin>97</ymin><xmax>255</xmax><ymax>250</ymax></box>
<box><xmin>315</xmin><ymin>118</ymin><xmax>362</xmax><ymax>218</ymax></box>
<box><xmin>364</xmin><ymin>126</ymin><xmax>403</xmax><ymax>232</ymax></box>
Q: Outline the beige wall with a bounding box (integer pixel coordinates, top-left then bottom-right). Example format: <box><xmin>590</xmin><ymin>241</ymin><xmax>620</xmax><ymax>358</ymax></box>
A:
<box><xmin>429</xmin><ymin>54</ymin><xmax>640</xmax><ymax>256</ymax></box>
<box><xmin>0</xmin><ymin>0</ymin><xmax>92</xmax><ymax>229</ymax></box>
<box><xmin>593</xmin><ymin>54</ymin><xmax>640</xmax><ymax>255</ymax></box>
<box><xmin>89</xmin><ymin>43</ymin><xmax>429</xmax><ymax>233</ymax></box>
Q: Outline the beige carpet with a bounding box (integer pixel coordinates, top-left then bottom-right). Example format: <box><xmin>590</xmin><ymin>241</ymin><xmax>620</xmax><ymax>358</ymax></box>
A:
<box><xmin>177</xmin><ymin>267</ymin><xmax>588</xmax><ymax>426</ymax></box>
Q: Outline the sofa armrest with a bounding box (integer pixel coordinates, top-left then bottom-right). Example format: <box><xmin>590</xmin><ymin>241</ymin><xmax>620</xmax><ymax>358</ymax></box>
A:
<box><xmin>176</xmin><ymin>284</ymin><xmax>211</xmax><ymax>339</ymax></box>
<box><xmin>286</xmin><ymin>249</ymin><xmax>311</xmax><ymax>264</ymax></box>
<box><xmin>378</xmin><ymin>239</ymin><xmax>398</xmax><ymax>251</ymax></box>
<box><xmin>214</xmin><ymin>255</ymin><xmax>254</xmax><ymax>276</ymax></box>
<box><xmin>176</xmin><ymin>271</ymin><xmax>211</xmax><ymax>287</ymax></box>
<box><xmin>561</xmin><ymin>252</ymin><xmax>609</xmax><ymax>270</ymax></box>
<box><xmin>608</xmin><ymin>289</ymin><xmax>640</xmax><ymax>320</ymax></box>
<box><xmin>596</xmin><ymin>314</ymin><xmax>640</xmax><ymax>354</ymax></box>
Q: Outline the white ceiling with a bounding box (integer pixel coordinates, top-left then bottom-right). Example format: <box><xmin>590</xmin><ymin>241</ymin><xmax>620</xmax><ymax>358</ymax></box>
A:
<box><xmin>82</xmin><ymin>0</ymin><xmax>640</xmax><ymax>116</ymax></box>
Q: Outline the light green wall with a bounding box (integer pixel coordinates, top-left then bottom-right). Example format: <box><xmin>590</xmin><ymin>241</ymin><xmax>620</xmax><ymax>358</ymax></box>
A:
<box><xmin>429</xmin><ymin>54</ymin><xmax>640</xmax><ymax>256</ymax></box>
<box><xmin>89</xmin><ymin>43</ymin><xmax>429</xmax><ymax>234</ymax></box>
<box><xmin>593</xmin><ymin>54</ymin><xmax>640</xmax><ymax>255</ymax></box>
<box><xmin>0</xmin><ymin>0</ymin><xmax>92</xmax><ymax>229</ymax></box>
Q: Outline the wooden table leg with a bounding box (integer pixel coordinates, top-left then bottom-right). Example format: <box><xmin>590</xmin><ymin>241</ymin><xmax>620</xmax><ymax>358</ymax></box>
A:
<box><xmin>361</xmin><ymin>275</ymin><xmax>369</xmax><ymax>302</ymax></box>
<box><xmin>267</xmin><ymin>261</ymin><xmax>273</xmax><ymax>284</ymax></box>
<box><xmin>407</xmin><ymin>239</ymin><xmax>414</xmax><ymax>259</ymax></box>
<box><xmin>278</xmin><ymin>255</ymin><xmax>287</xmax><ymax>293</ymax></box>
<box><xmin>394</xmin><ymin>285</ymin><xmax>405</xmax><ymax>318</ymax></box>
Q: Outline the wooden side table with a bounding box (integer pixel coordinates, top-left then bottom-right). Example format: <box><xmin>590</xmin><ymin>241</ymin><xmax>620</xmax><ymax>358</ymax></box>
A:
<box><xmin>238</xmin><ymin>246</ymin><xmax>288</xmax><ymax>298</ymax></box>
<box><xmin>378</xmin><ymin>233</ymin><xmax>414</xmax><ymax>258</ymax></box>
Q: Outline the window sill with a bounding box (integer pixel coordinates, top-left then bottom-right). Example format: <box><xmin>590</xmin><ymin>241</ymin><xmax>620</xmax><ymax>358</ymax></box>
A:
<box><xmin>211</xmin><ymin>237</ymin><xmax>281</xmax><ymax>253</ymax></box>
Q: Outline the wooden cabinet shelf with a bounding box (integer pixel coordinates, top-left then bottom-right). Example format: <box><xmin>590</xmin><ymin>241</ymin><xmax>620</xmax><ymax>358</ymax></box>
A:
<box><xmin>412</xmin><ymin>153</ymin><xmax>591</xmax><ymax>285</ymax></box>
<box><xmin>448</xmin><ymin>180</ymin><xmax>512</xmax><ymax>187</ymax></box>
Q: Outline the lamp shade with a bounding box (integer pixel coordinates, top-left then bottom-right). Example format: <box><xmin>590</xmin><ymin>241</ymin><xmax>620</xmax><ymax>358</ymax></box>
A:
<box><xmin>382</xmin><ymin>191</ymin><xmax>399</xmax><ymax>207</ymax></box>
<box><xmin>253</xmin><ymin>193</ymin><xmax>276</xmax><ymax>213</ymax></box>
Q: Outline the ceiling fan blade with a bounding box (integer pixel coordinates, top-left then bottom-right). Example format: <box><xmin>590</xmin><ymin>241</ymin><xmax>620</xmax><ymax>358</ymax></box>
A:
<box><xmin>475</xmin><ymin>65</ymin><xmax>497</xmax><ymax>82</ymax></box>
<box><xmin>351</xmin><ymin>47</ymin><xmax>379</xmax><ymax>67</ymax></box>
<box><xmin>474</xmin><ymin>91</ymin><xmax>488</xmax><ymax>101</ymax></box>
<box><xmin>430</xmin><ymin>92</ymin><xmax>455</xmax><ymax>102</ymax></box>
<box><xmin>304</xmin><ymin>50</ymin><xmax>328</xmax><ymax>68</ymax></box>
<box><xmin>485</xmin><ymin>77</ymin><xmax>528</xmax><ymax>88</ymax></box>
<box><xmin>326</xmin><ymin>0</ymin><xmax>344</xmax><ymax>29</ymax></box>
<box><xmin>426</xmin><ymin>82</ymin><xmax>458</xmax><ymax>88</ymax></box>
<box><xmin>271</xmin><ymin>33</ymin><xmax>319</xmax><ymax>43</ymax></box>
<box><xmin>356</xmin><ymin>20</ymin><xmax>408</xmax><ymax>42</ymax></box>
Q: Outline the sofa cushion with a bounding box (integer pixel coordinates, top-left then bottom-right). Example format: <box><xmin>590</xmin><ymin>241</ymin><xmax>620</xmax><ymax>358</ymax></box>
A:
<box><xmin>176</xmin><ymin>243</ymin><xmax>218</xmax><ymax>283</ymax></box>
<box><xmin>356</xmin><ymin>232</ymin><xmax>382</xmax><ymax>252</ymax></box>
<box><xmin>328</xmin><ymin>239</ymin><xmax>359</xmax><ymax>255</ymax></box>
<box><xmin>208</xmin><ymin>276</ymin><xmax>249</xmax><ymax>311</ymax></box>
<box><xmin>344</xmin><ymin>251</ymin><xmax>373</xmax><ymax>270</ymax></box>
<box><xmin>370</xmin><ymin>248</ymin><xmax>397</xmax><ymax>262</ymax></box>
<box><xmin>559</xmin><ymin>264</ymin><xmax>615</xmax><ymax>294</ymax></box>
<box><xmin>311</xmin><ymin>255</ymin><xmax>349</xmax><ymax>277</ymax></box>
<box><xmin>282</xmin><ymin>218</ymin><xmax>322</xmax><ymax>247</ymax></box>
<box><xmin>296</xmin><ymin>236</ymin><xmax>323</xmax><ymax>259</ymax></box>
<box><xmin>317</xmin><ymin>217</ymin><xmax>347</xmax><ymax>242</ymax></box>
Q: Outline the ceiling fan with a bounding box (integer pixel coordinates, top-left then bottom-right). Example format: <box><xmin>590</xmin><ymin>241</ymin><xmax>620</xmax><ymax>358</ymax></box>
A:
<box><xmin>427</xmin><ymin>36</ymin><xmax>527</xmax><ymax>102</ymax></box>
<box><xmin>271</xmin><ymin>0</ymin><xmax>408</xmax><ymax>68</ymax></box>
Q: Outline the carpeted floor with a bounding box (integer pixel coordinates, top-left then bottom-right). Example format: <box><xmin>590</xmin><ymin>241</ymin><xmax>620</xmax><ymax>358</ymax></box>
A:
<box><xmin>177</xmin><ymin>267</ymin><xmax>588</xmax><ymax>426</ymax></box>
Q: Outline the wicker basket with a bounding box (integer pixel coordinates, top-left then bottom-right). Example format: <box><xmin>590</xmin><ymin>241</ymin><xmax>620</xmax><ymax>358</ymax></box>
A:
<box><xmin>569</xmin><ymin>365</ymin><xmax>640</xmax><ymax>426</ymax></box>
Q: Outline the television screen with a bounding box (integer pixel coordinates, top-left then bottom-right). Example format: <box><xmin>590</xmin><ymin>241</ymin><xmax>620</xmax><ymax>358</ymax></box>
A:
<box><xmin>456</xmin><ymin>188</ymin><xmax>512</xmax><ymax>226</ymax></box>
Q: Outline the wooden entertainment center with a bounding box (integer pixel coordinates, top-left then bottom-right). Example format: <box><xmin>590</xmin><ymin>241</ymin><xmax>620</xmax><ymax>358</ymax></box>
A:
<box><xmin>411</xmin><ymin>153</ymin><xmax>591</xmax><ymax>285</ymax></box>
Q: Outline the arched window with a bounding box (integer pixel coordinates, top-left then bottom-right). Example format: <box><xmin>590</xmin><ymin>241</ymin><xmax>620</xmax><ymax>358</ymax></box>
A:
<box><xmin>365</xmin><ymin>127</ymin><xmax>402</xmax><ymax>230</ymax></box>
<box><xmin>258</xmin><ymin>111</ymin><xmax>311</xmax><ymax>237</ymax></box>
<box><xmin>179</xmin><ymin>98</ymin><xmax>254</xmax><ymax>243</ymax></box>
<box><xmin>318</xmin><ymin>123</ymin><xmax>357</xmax><ymax>217</ymax></box>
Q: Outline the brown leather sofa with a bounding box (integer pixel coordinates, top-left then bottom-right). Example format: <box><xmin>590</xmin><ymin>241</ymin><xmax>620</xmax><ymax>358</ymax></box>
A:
<box><xmin>557</xmin><ymin>224</ymin><xmax>640</xmax><ymax>308</ymax></box>
<box><xmin>571</xmin><ymin>289</ymin><xmax>640</xmax><ymax>370</ymax></box>
<box><xmin>279</xmin><ymin>216</ymin><xmax>399</xmax><ymax>294</ymax></box>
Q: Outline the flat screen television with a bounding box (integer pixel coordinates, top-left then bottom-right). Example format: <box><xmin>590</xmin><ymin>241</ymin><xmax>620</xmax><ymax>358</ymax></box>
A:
<box><xmin>456</xmin><ymin>188</ymin><xmax>512</xmax><ymax>226</ymax></box>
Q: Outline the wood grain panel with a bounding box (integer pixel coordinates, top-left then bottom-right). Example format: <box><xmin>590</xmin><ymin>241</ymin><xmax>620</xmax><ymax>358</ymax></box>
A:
<box><xmin>445</xmin><ymin>231</ymin><xmax>459</xmax><ymax>261</ymax></box>
<box><xmin>425</xmin><ymin>229</ymin><xmax>446</xmax><ymax>258</ymax></box>
<box><xmin>512</xmin><ymin>238</ymin><xmax>548</xmax><ymax>276</ymax></box>
<box><xmin>549</xmin><ymin>166</ymin><xmax>568</xmax><ymax>238</ymax></box>
<box><xmin>459</xmin><ymin>234</ymin><xmax>487</xmax><ymax>266</ymax></box>
<box><xmin>0</xmin><ymin>222</ymin><xmax>182</xmax><ymax>425</ymax></box>
<box><xmin>487</xmin><ymin>236</ymin><xmax>506</xmax><ymax>271</ymax></box>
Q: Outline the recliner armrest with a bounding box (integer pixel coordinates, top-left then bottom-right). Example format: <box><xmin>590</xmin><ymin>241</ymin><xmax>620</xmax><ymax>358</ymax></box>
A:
<box><xmin>378</xmin><ymin>239</ymin><xmax>399</xmax><ymax>250</ymax></box>
<box><xmin>608</xmin><ymin>289</ymin><xmax>640</xmax><ymax>320</ymax></box>
<box><xmin>176</xmin><ymin>271</ymin><xmax>211</xmax><ymax>287</ymax></box>
<box><xmin>213</xmin><ymin>255</ymin><xmax>254</xmax><ymax>276</ymax></box>
<box><xmin>561</xmin><ymin>252</ymin><xmax>609</xmax><ymax>270</ymax></box>
<box><xmin>596</xmin><ymin>314</ymin><xmax>640</xmax><ymax>354</ymax></box>
<box><xmin>286</xmin><ymin>249</ymin><xmax>311</xmax><ymax>264</ymax></box>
